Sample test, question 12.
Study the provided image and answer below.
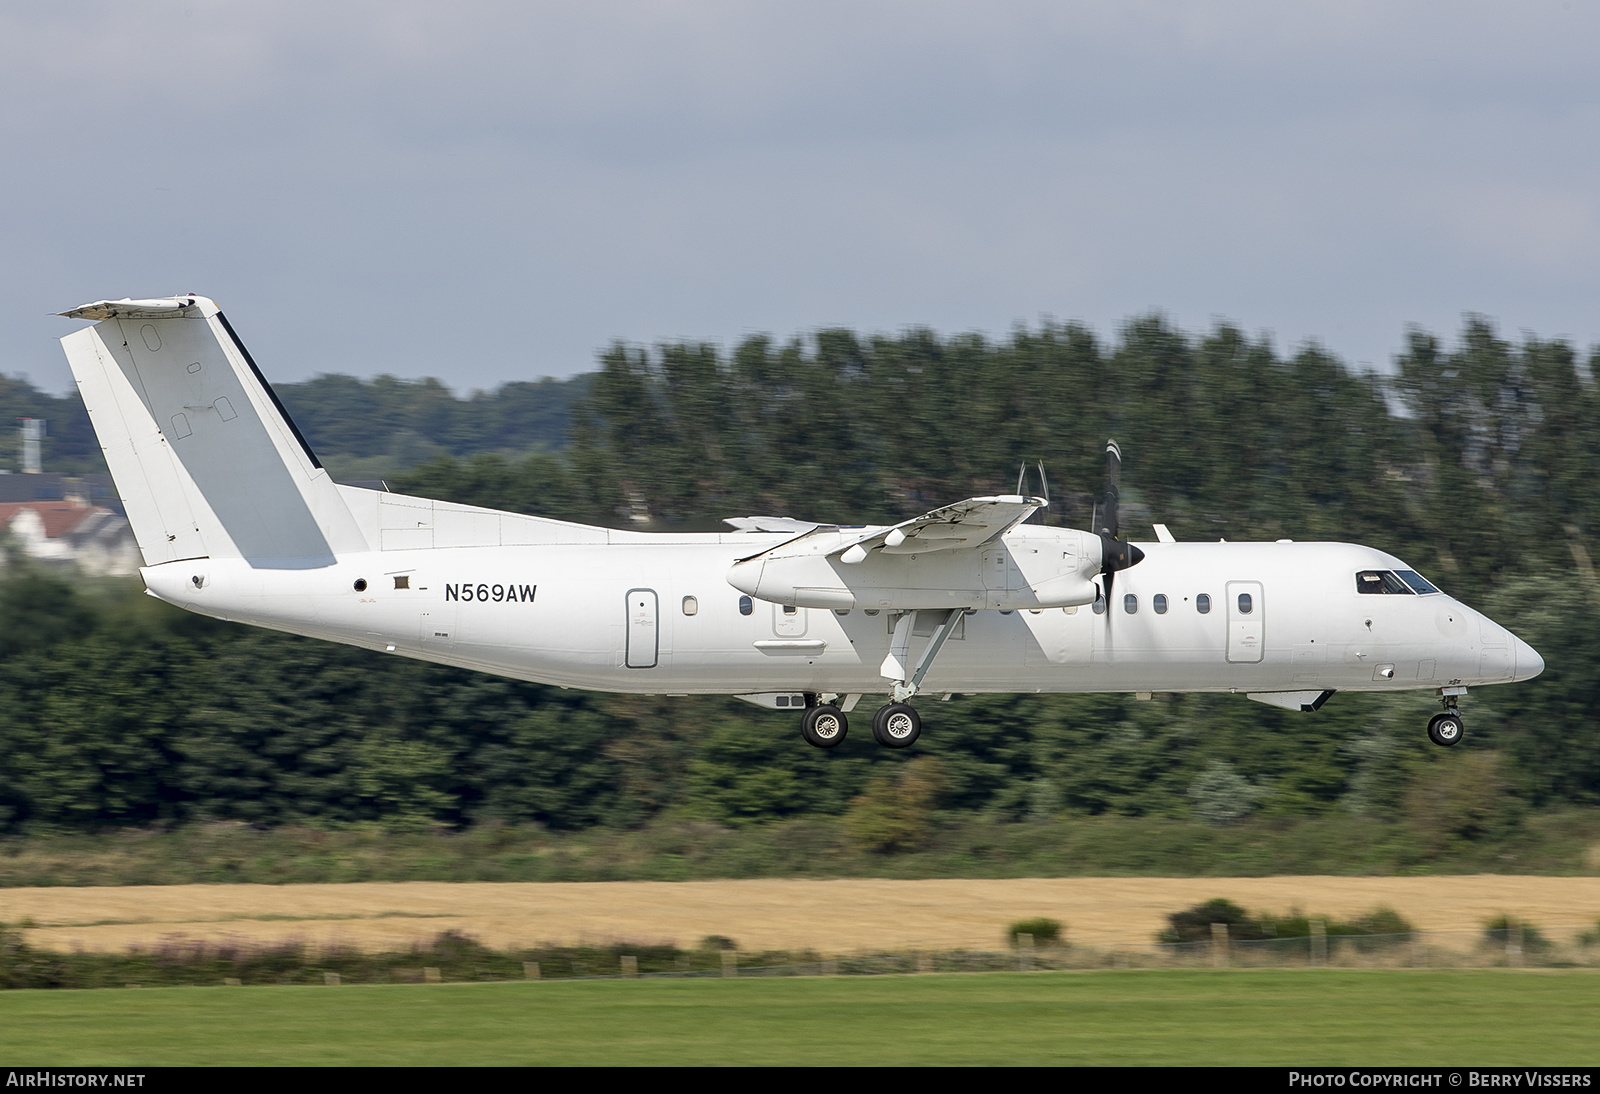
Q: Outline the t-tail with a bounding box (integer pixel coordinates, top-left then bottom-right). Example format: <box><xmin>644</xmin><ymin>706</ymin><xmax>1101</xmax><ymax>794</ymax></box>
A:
<box><xmin>58</xmin><ymin>295</ymin><xmax>367</xmax><ymax>570</ymax></box>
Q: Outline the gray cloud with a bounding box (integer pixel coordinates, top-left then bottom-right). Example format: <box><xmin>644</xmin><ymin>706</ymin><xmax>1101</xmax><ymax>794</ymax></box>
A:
<box><xmin>4</xmin><ymin>1</ymin><xmax>1598</xmax><ymax>393</ymax></box>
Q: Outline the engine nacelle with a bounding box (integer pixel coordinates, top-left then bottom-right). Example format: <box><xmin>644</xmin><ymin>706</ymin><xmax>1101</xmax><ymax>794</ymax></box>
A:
<box><xmin>727</xmin><ymin>526</ymin><xmax>1103</xmax><ymax>611</ymax></box>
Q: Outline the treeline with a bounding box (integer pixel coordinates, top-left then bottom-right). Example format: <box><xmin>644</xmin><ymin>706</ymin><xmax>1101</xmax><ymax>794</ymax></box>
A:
<box><xmin>0</xmin><ymin>370</ymin><xmax>591</xmax><ymax>477</ymax></box>
<box><xmin>2</xmin><ymin>315</ymin><xmax>1598</xmax><ymax>849</ymax></box>
<box><xmin>0</xmin><ymin>547</ymin><xmax>1591</xmax><ymax>840</ymax></box>
<box><xmin>401</xmin><ymin>317</ymin><xmax>1600</xmax><ymax>605</ymax></box>
<box><xmin>275</xmin><ymin>373</ymin><xmax>592</xmax><ymax>474</ymax></box>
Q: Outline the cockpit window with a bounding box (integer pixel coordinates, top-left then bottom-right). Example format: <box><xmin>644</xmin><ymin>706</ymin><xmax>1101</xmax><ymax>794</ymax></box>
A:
<box><xmin>1356</xmin><ymin>570</ymin><xmax>1414</xmax><ymax>595</ymax></box>
<box><xmin>1394</xmin><ymin>569</ymin><xmax>1440</xmax><ymax>595</ymax></box>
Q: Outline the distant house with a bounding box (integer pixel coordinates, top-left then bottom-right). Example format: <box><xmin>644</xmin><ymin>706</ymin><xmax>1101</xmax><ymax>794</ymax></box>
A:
<box><xmin>0</xmin><ymin>474</ymin><xmax>140</xmax><ymax>575</ymax></box>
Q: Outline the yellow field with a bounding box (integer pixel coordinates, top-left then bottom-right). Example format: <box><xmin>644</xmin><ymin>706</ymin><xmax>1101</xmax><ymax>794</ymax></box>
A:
<box><xmin>4</xmin><ymin>875</ymin><xmax>1599</xmax><ymax>954</ymax></box>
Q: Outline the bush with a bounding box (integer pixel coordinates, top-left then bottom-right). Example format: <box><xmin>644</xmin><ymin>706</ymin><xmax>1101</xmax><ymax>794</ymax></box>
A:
<box><xmin>1482</xmin><ymin>915</ymin><xmax>1551</xmax><ymax>953</ymax></box>
<box><xmin>843</xmin><ymin>757</ymin><xmax>947</xmax><ymax>853</ymax></box>
<box><xmin>1006</xmin><ymin>918</ymin><xmax>1064</xmax><ymax>947</ymax></box>
<box><xmin>1158</xmin><ymin>899</ymin><xmax>1264</xmax><ymax>943</ymax></box>
<box><xmin>1159</xmin><ymin>900</ymin><xmax>1415</xmax><ymax>945</ymax></box>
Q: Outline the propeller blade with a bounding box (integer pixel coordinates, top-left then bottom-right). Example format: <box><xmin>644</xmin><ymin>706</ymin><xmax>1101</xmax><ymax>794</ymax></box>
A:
<box><xmin>1099</xmin><ymin>440</ymin><xmax>1121</xmax><ymax>540</ymax></box>
<box><xmin>1094</xmin><ymin>440</ymin><xmax>1142</xmax><ymax>632</ymax></box>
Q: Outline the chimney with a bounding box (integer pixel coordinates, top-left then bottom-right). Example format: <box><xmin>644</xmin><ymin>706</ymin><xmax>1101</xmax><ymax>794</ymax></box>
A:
<box><xmin>19</xmin><ymin>418</ymin><xmax>44</xmax><ymax>474</ymax></box>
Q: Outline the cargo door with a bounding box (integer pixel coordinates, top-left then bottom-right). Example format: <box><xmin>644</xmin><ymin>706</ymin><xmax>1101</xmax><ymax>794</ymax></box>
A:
<box><xmin>625</xmin><ymin>588</ymin><xmax>658</xmax><ymax>668</ymax></box>
<box><xmin>1226</xmin><ymin>580</ymin><xmax>1264</xmax><ymax>664</ymax></box>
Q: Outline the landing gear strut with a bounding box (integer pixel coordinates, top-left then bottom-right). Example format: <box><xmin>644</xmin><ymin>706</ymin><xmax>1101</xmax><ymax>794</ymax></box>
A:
<box><xmin>869</xmin><ymin>609</ymin><xmax>963</xmax><ymax>749</ymax></box>
<box><xmin>1429</xmin><ymin>688</ymin><xmax>1466</xmax><ymax>747</ymax></box>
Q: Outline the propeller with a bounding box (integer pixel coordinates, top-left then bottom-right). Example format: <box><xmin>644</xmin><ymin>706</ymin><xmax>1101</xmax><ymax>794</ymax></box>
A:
<box><xmin>1093</xmin><ymin>440</ymin><xmax>1144</xmax><ymax>615</ymax></box>
<box><xmin>1016</xmin><ymin>460</ymin><xmax>1049</xmax><ymax>523</ymax></box>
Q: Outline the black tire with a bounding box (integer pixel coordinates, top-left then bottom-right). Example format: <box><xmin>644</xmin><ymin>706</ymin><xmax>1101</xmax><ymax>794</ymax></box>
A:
<box><xmin>1427</xmin><ymin>711</ymin><xmax>1465</xmax><ymax>747</ymax></box>
<box><xmin>801</xmin><ymin>704</ymin><xmax>848</xmax><ymax>748</ymax></box>
<box><xmin>871</xmin><ymin>702</ymin><xmax>921</xmax><ymax>748</ymax></box>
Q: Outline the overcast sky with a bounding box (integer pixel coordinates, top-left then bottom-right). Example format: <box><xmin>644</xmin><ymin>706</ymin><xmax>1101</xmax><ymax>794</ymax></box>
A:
<box><xmin>4</xmin><ymin>1</ymin><xmax>1598</xmax><ymax>394</ymax></box>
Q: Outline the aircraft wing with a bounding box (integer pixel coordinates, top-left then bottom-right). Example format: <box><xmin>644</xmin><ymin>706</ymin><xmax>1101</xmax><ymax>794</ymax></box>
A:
<box><xmin>735</xmin><ymin>494</ymin><xmax>1045</xmax><ymax>565</ymax></box>
<box><xmin>861</xmin><ymin>495</ymin><xmax>1045</xmax><ymax>555</ymax></box>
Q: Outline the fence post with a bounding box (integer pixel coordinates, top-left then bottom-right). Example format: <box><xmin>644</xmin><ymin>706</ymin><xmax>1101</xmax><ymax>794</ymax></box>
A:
<box><xmin>1508</xmin><ymin>921</ymin><xmax>1524</xmax><ymax>967</ymax></box>
<box><xmin>621</xmin><ymin>955</ymin><xmax>638</xmax><ymax>978</ymax></box>
<box><xmin>524</xmin><ymin>961</ymin><xmax>540</xmax><ymax>980</ymax></box>
<box><xmin>1016</xmin><ymin>932</ymin><xmax>1034</xmax><ymax>971</ymax></box>
<box><xmin>1212</xmin><ymin>922</ymin><xmax>1229</xmax><ymax>968</ymax></box>
<box><xmin>722</xmin><ymin>950</ymin><xmax>738</xmax><ymax>978</ymax></box>
<box><xmin>821</xmin><ymin>956</ymin><xmax>838</xmax><ymax>977</ymax></box>
<box><xmin>423</xmin><ymin>966</ymin><xmax>441</xmax><ymax>983</ymax></box>
<box><xmin>1311</xmin><ymin>919</ymin><xmax>1327</xmax><ymax>967</ymax></box>
<box><xmin>1410</xmin><ymin>931</ymin><xmax>1426</xmax><ymax>968</ymax></box>
<box><xmin>917</xmin><ymin>951</ymin><xmax>933</xmax><ymax>974</ymax></box>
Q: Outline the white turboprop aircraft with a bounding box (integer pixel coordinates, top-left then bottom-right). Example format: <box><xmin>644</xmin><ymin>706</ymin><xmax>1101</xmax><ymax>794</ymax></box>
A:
<box><xmin>58</xmin><ymin>295</ymin><xmax>1543</xmax><ymax>750</ymax></box>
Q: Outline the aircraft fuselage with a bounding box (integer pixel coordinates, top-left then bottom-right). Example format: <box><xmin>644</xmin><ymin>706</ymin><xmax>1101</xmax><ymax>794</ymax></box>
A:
<box><xmin>141</xmin><ymin>534</ymin><xmax>1539</xmax><ymax>699</ymax></box>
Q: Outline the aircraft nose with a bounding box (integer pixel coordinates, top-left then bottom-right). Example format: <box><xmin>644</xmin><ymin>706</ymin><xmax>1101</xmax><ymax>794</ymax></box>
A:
<box><xmin>1513</xmin><ymin>633</ymin><xmax>1545</xmax><ymax>681</ymax></box>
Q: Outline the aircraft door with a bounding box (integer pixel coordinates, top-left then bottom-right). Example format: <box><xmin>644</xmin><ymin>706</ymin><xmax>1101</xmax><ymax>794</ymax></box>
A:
<box><xmin>1226</xmin><ymin>581</ymin><xmax>1264</xmax><ymax>664</ymax></box>
<box><xmin>625</xmin><ymin>588</ymin><xmax>658</xmax><ymax>668</ymax></box>
<box><xmin>772</xmin><ymin>603</ymin><xmax>808</xmax><ymax>637</ymax></box>
<box><xmin>980</xmin><ymin>547</ymin><xmax>1014</xmax><ymax>608</ymax></box>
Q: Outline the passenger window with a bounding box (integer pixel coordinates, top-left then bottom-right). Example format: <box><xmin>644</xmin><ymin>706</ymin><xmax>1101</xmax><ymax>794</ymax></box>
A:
<box><xmin>782</xmin><ymin>605</ymin><xmax>797</xmax><ymax>615</ymax></box>
<box><xmin>1238</xmin><ymin>592</ymin><xmax>1253</xmax><ymax>614</ymax></box>
<box><xmin>682</xmin><ymin>595</ymin><xmax>698</xmax><ymax>616</ymax></box>
<box><xmin>1196</xmin><ymin>593</ymin><xmax>1211</xmax><ymax>614</ymax></box>
<box><xmin>739</xmin><ymin>596</ymin><xmax>753</xmax><ymax>616</ymax></box>
<box><xmin>1092</xmin><ymin>595</ymin><xmax>1106</xmax><ymax>615</ymax></box>
<box><xmin>1123</xmin><ymin>593</ymin><xmax>1137</xmax><ymax>614</ymax></box>
<box><xmin>1154</xmin><ymin>594</ymin><xmax>1168</xmax><ymax>614</ymax></box>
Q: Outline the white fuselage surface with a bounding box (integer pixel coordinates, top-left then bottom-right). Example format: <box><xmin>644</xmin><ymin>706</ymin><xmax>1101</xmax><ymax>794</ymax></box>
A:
<box><xmin>141</xmin><ymin>528</ymin><xmax>1537</xmax><ymax>698</ymax></box>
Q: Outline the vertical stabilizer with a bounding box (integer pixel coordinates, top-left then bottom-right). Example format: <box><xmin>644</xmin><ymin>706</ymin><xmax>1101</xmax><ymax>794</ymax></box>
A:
<box><xmin>59</xmin><ymin>295</ymin><xmax>368</xmax><ymax>568</ymax></box>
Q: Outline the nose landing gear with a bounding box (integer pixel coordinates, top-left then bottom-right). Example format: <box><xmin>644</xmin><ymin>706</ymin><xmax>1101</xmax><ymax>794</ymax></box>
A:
<box><xmin>1428</xmin><ymin>687</ymin><xmax>1467</xmax><ymax>747</ymax></box>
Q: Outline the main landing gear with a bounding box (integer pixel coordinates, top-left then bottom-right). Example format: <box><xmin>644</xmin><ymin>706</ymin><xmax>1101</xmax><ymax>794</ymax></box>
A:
<box><xmin>1428</xmin><ymin>687</ymin><xmax>1466</xmax><ymax>747</ymax></box>
<box><xmin>798</xmin><ymin>609</ymin><xmax>961</xmax><ymax>749</ymax></box>
<box><xmin>801</xmin><ymin>701</ymin><xmax>849</xmax><ymax>748</ymax></box>
<box><xmin>797</xmin><ymin>696</ymin><xmax>924</xmax><ymax>749</ymax></box>
<box><xmin>871</xmin><ymin>702</ymin><xmax>921</xmax><ymax>748</ymax></box>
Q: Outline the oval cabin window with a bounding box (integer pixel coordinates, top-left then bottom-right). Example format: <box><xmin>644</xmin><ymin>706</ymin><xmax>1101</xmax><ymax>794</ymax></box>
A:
<box><xmin>739</xmin><ymin>596</ymin><xmax>753</xmax><ymax>616</ymax></box>
<box><xmin>1123</xmin><ymin>593</ymin><xmax>1137</xmax><ymax>614</ymax></box>
<box><xmin>682</xmin><ymin>596</ymin><xmax>698</xmax><ymax>616</ymax></box>
<box><xmin>1238</xmin><ymin>592</ymin><xmax>1253</xmax><ymax>614</ymax></box>
<box><xmin>1196</xmin><ymin>593</ymin><xmax>1211</xmax><ymax>614</ymax></box>
<box><xmin>1154</xmin><ymin>594</ymin><xmax>1168</xmax><ymax>614</ymax></box>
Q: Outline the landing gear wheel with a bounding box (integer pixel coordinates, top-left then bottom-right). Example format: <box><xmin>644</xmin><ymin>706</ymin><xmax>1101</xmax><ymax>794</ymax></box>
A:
<box><xmin>1428</xmin><ymin>711</ymin><xmax>1465</xmax><ymax>747</ymax></box>
<box><xmin>801</xmin><ymin>704</ymin><xmax>848</xmax><ymax>748</ymax></box>
<box><xmin>871</xmin><ymin>702</ymin><xmax>921</xmax><ymax>748</ymax></box>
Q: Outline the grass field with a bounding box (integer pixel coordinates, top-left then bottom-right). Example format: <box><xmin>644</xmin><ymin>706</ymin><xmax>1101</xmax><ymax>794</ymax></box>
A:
<box><xmin>0</xmin><ymin>970</ymin><xmax>1596</xmax><ymax>1066</ymax></box>
<box><xmin>7</xmin><ymin>875</ymin><xmax>1600</xmax><ymax>953</ymax></box>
